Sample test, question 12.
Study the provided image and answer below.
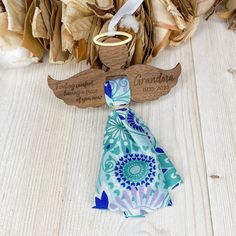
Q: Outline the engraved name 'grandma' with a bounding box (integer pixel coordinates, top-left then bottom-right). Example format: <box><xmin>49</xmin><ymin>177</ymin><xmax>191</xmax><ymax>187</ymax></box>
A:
<box><xmin>134</xmin><ymin>73</ymin><xmax>175</xmax><ymax>86</ymax></box>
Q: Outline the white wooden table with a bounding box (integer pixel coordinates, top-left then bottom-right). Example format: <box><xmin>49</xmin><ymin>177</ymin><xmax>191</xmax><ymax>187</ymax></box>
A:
<box><xmin>0</xmin><ymin>18</ymin><xmax>235</xmax><ymax>236</ymax></box>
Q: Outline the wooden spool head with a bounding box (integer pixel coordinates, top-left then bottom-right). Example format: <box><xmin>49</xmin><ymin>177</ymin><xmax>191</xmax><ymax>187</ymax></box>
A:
<box><xmin>98</xmin><ymin>38</ymin><xmax>129</xmax><ymax>70</ymax></box>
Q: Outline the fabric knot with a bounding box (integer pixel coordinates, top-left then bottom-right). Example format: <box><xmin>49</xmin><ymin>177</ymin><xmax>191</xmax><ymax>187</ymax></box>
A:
<box><xmin>111</xmin><ymin>105</ymin><xmax>129</xmax><ymax>110</ymax></box>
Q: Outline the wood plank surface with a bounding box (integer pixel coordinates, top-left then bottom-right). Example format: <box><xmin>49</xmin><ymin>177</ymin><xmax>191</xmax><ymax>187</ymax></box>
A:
<box><xmin>0</xmin><ymin>18</ymin><xmax>235</xmax><ymax>236</ymax></box>
<box><xmin>191</xmin><ymin>18</ymin><xmax>236</xmax><ymax>236</ymax></box>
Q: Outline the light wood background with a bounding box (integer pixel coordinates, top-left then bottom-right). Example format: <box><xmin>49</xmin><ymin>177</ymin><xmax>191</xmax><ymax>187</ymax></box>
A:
<box><xmin>0</xmin><ymin>18</ymin><xmax>235</xmax><ymax>236</ymax></box>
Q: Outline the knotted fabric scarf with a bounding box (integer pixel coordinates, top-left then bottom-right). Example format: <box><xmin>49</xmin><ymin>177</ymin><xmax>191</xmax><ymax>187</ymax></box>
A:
<box><xmin>93</xmin><ymin>77</ymin><xmax>182</xmax><ymax>218</ymax></box>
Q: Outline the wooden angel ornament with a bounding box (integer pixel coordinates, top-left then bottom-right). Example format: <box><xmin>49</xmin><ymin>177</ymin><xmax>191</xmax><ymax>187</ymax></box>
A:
<box><xmin>48</xmin><ymin>37</ymin><xmax>183</xmax><ymax>218</ymax></box>
<box><xmin>48</xmin><ymin>38</ymin><xmax>181</xmax><ymax>108</ymax></box>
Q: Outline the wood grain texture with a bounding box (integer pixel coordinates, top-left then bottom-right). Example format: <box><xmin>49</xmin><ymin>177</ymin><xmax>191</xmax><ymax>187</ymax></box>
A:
<box><xmin>0</xmin><ymin>19</ymin><xmax>235</xmax><ymax>236</ymax></box>
<box><xmin>191</xmin><ymin>17</ymin><xmax>236</xmax><ymax>236</ymax></box>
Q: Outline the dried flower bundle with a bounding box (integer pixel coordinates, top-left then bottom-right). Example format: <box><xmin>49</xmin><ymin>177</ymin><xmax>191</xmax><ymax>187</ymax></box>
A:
<box><xmin>0</xmin><ymin>0</ymin><xmax>234</xmax><ymax>68</ymax></box>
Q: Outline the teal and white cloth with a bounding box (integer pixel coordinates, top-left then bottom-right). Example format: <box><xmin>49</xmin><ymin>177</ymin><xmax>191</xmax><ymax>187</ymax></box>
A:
<box><xmin>93</xmin><ymin>77</ymin><xmax>182</xmax><ymax>218</ymax></box>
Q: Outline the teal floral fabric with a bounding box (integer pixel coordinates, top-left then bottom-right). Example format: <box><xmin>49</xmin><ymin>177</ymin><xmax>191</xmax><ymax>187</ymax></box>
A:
<box><xmin>93</xmin><ymin>77</ymin><xmax>182</xmax><ymax>218</ymax></box>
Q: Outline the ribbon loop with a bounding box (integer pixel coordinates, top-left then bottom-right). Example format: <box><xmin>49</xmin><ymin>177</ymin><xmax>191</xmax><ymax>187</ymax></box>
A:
<box><xmin>108</xmin><ymin>0</ymin><xmax>144</xmax><ymax>36</ymax></box>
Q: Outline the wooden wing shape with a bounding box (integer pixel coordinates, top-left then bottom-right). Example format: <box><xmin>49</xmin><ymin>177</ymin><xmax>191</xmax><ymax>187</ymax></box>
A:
<box><xmin>126</xmin><ymin>63</ymin><xmax>181</xmax><ymax>102</ymax></box>
<box><xmin>48</xmin><ymin>69</ymin><xmax>106</xmax><ymax>108</ymax></box>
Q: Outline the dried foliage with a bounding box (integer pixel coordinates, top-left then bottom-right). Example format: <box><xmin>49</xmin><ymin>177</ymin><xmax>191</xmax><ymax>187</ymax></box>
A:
<box><xmin>0</xmin><ymin>0</ymin><xmax>234</xmax><ymax>68</ymax></box>
<box><xmin>192</xmin><ymin>0</ymin><xmax>216</xmax><ymax>16</ymax></box>
<box><xmin>206</xmin><ymin>0</ymin><xmax>236</xmax><ymax>30</ymax></box>
<box><xmin>0</xmin><ymin>0</ymin><xmax>6</xmax><ymax>12</ymax></box>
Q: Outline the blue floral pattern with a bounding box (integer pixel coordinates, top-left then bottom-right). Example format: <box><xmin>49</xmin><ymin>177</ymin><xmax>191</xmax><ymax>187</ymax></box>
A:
<box><xmin>114</xmin><ymin>154</ymin><xmax>156</xmax><ymax>190</ymax></box>
<box><xmin>93</xmin><ymin>77</ymin><xmax>183</xmax><ymax>217</ymax></box>
<box><xmin>127</xmin><ymin>111</ymin><xmax>145</xmax><ymax>133</ymax></box>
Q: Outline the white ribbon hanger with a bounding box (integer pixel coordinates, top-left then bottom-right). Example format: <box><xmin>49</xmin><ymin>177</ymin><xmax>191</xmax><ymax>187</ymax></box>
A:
<box><xmin>108</xmin><ymin>0</ymin><xmax>144</xmax><ymax>36</ymax></box>
<box><xmin>94</xmin><ymin>0</ymin><xmax>144</xmax><ymax>46</ymax></box>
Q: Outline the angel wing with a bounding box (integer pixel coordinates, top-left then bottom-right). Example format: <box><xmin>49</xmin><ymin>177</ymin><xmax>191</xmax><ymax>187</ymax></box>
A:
<box><xmin>126</xmin><ymin>63</ymin><xmax>181</xmax><ymax>102</ymax></box>
<box><xmin>48</xmin><ymin>69</ymin><xmax>106</xmax><ymax>108</ymax></box>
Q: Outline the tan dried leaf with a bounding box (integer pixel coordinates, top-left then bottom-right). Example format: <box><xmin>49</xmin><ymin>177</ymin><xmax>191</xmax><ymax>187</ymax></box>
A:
<box><xmin>161</xmin><ymin>0</ymin><xmax>187</xmax><ymax>30</ymax></box>
<box><xmin>61</xmin><ymin>24</ymin><xmax>74</xmax><ymax>53</ymax></box>
<box><xmin>22</xmin><ymin>1</ymin><xmax>45</xmax><ymax>59</ymax></box>
<box><xmin>61</xmin><ymin>0</ymin><xmax>95</xmax><ymax>16</ymax></box>
<box><xmin>49</xmin><ymin>1</ymin><xmax>70</xmax><ymax>64</ymax></box>
<box><xmin>169</xmin><ymin>17</ymin><xmax>199</xmax><ymax>46</ymax></box>
<box><xmin>151</xmin><ymin>0</ymin><xmax>178</xmax><ymax>55</ymax></box>
<box><xmin>0</xmin><ymin>0</ymin><xmax>5</xmax><ymax>12</ymax></box>
<box><xmin>192</xmin><ymin>0</ymin><xmax>215</xmax><ymax>16</ymax></box>
<box><xmin>114</xmin><ymin>0</ymin><xmax>125</xmax><ymax>10</ymax></box>
<box><xmin>227</xmin><ymin>0</ymin><xmax>236</xmax><ymax>10</ymax></box>
<box><xmin>96</xmin><ymin>0</ymin><xmax>113</xmax><ymax>8</ymax></box>
<box><xmin>32</xmin><ymin>7</ymin><xmax>49</xmax><ymax>39</ymax></box>
<box><xmin>133</xmin><ymin>34</ymin><xmax>144</xmax><ymax>65</ymax></box>
<box><xmin>0</xmin><ymin>12</ymin><xmax>22</xmax><ymax>50</ymax></box>
<box><xmin>228</xmin><ymin>11</ymin><xmax>236</xmax><ymax>29</ymax></box>
<box><xmin>39</xmin><ymin>0</ymin><xmax>52</xmax><ymax>35</ymax></box>
<box><xmin>153</xmin><ymin>27</ymin><xmax>171</xmax><ymax>56</ymax></box>
<box><xmin>71</xmin><ymin>15</ymin><xmax>95</xmax><ymax>41</ymax></box>
<box><xmin>152</xmin><ymin>0</ymin><xmax>178</xmax><ymax>30</ymax></box>
<box><xmin>74</xmin><ymin>39</ymin><xmax>87</xmax><ymax>62</ymax></box>
<box><xmin>99</xmin><ymin>19</ymin><xmax>110</xmax><ymax>33</ymax></box>
<box><xmin>87</xmin><ymin>2</ymin><xmax>114</xmax><ymax>19</ymax></box>
<box><xmin>2</xmin><ymin>0</ymin><xmax>26</xmax><ymax>33</ymax></box>
<box><xmin>87</xmin><ymin>17</ymin><xmax>101</xmax><ymax>65</ymax></box>
<box><xmin>217</xmin><ymin>0</ymin><xmax>236</xmax><ymax>17</ymax></box>
<box><xmin>25</xmin><ymin>0</ymin><xmax>33</xmax><ymax>11</ymax></box>
<box><xmin>207</xmin><ymin>0</ymin><xmax>236</xmax><ymax>30</ymax></box>
<box><xmin>171</xmin><ymin>0</ymin><xmax>194</xmax><ymax>21</ymax></box>
<box><xmin>132</xmin><ymin>8</ymin><xmax>145</xmax><ymax>64</ymax></box>
<box><xmin>62</xmin><ymin>1</ymin><xmax>96</xmax><ymax>42</ymax></box>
